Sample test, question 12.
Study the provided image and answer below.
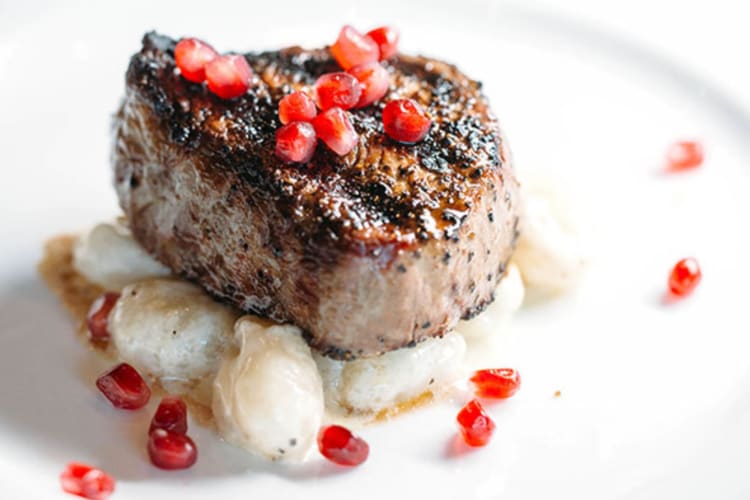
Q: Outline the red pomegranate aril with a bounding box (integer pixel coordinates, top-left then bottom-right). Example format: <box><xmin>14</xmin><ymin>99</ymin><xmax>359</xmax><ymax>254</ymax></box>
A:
<box><xmin>314</xmin><ymin>72</ymin><xmax>362</xmax><ymax>111</ymax></box>
<box><xmin>331</xmin><ymin>25</ymin><xmax>380</xmax><ymax>70</ymax></box>
<box><xmin>148</xmin><ymin>428</ymin><xmax>198</xmax><ymax>470</ymax></box>
<box><xmin>666</xmin><ymin>140</ymin><xmax>704</xmax><ymax>171</ymax></box>
<box><xmin>366</xmin><ymin>26</ymin><xmax>399</xmax><ymax>60</ymax></box>
<box><xmin>348</xmin><ymin>62</ymin><xmax>389</xmax><ymax>108</ymax></box>
<box><xmin>60</xmin><ymin>462</ymin><xmax>115</xmax><ymax>500</ymax></box>
<box><xmin>174</xmin><ymin>38</ymin><xmax>218</xmax><ymax>83</ymax></box>
<box><xmin>96</xmin><ymin>363</ymin><xmax>151</xmax><ymax>410</ymax></box>
<box><xmin>313</xmin><ymin>107</ymin><xmax>358</xmax><ymax>156</ymax></box>
<box><xmin>470</xmin><ymin>368</ymin><xmax>521</xmax><ymax>399</ymax></box>
<box><xmin>382</xmin><ymin>99</ymin><xmax>431</xmax><ymax>144</ymax></box>
<box><xmin>205</xmin><ymin>54</ymin><xmax>253</xmax><ymax>100</ymax></box>
<box><xmin>86</xmin><ymin>292</ymin><xmax>120</xmax><ymax>342</ymax></box>
<box><xmin>150</xmin><ymin>395</ymin><xmax>188</xmax><ymax>435</ymax></box>
<box><xmin>275</xmin><ymin>121</ymin><xmax>317</xmax><ymax>163</ymax></box>
<box><xmin>668</xmin><ymin>257</ymin><xmax>702</xmax><ymax>297</ymax></box>
<box><xmin>317</xmin><ymin>425</ymin><xmax>369</xmax><ymax>466</ymax></box>
<box><xmin>60</xmin><ymin>462</ymin><xmax>90</xmax><ymax>496</ymax></box>
<box><xmin>278</xmin><ymin>91</ymin><xmax>317</xmax><ymax>124</ymax></box>
<box><xmin>456</xmin><ymin>399</ymin><xmax>496</xmax><ymax>447</ymax></box>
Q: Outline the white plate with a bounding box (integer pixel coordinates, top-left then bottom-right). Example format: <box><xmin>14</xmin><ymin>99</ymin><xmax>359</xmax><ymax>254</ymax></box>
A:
<box><xmin>1</xmin><ymin>1</ymin><xmax>749</xmax><ymax>498</ymax></box>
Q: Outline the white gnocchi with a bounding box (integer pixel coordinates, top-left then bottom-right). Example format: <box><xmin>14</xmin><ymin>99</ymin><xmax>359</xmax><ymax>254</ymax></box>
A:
<box><xmin>109</xmin><ymin>278</ymin><xmax>239</xmax><ymax>405</ymax></box>
<box><xmin>73</xmin><ymin>220</ymin><xmax>171</xmax><ymax>290</ymax></box>
<box><xmin>212</xmin><ymin>317</ymin><xmax>325</xmax><ymax>462</ymax></box>
<box><xmin>315</xmin><ymin>331</ymin><xmax>466</xmax><ymax>413</ymax></box>
<box><xmin>513</xmin><ymin>177</ymin><xmax>588</xmax><ymax>295</ymax></box>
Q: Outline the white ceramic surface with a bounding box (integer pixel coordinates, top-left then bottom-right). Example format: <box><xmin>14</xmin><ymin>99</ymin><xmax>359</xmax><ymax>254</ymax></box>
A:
<box><xmin>1</xmin><ymin>1</ymin><xmax>749</xmax><ymax>498</ymax></box>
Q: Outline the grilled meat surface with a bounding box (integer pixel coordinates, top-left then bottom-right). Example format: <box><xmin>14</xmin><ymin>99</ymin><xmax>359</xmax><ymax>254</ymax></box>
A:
<box><xmin>113</xmin><ymin>32</ymin><xmax>520</xmax><ymax>359</ymax></box>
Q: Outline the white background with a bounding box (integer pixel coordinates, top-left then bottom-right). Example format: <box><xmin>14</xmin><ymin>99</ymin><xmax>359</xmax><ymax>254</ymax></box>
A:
<box><xmin>0</xmin><ymin>1</ymin><xmax>749</xmax><ymax>499</ymax></box>
<box><xmin>2</xmin><ymin>0</ymin><xmax>749</xmax><ymax>107</ymax></box>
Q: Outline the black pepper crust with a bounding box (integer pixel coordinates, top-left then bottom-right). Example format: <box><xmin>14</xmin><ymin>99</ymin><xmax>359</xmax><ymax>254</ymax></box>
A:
<box><xmin>126</xmin><ymin>32</ymin><xmax>510</xmax><ymax>257</ymax></box>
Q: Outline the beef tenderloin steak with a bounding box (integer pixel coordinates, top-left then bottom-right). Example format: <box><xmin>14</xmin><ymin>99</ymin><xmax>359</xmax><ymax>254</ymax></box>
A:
<box><xmin>113</xmin><ymin>32</ymin><xmax>520</xmax><ymax>359</ymax></box>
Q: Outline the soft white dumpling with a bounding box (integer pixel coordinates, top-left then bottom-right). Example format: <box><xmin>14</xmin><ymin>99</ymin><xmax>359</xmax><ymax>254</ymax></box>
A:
<box><xmin>110</xmin><ymin>278</ymin><xmax>239</xmax><ymax>404</ymax></box>
<box><xmin>513</xmin><ymin>179</ymin><xmax>588</xmax><ymax>295</ymax></box>
<box><xmin>73</xmin><ymin>220</ymin><xmax>171</xmax><ymax>290</ymax></box>
<box><xmin>212</xmin><ymin>317</ymin><xmax>324</xmax><ymax>462</ymax></box>
<box><xmin>316</xmin><ymin>331</ymin><xmax>466</xmax><ymax>413</ymax></box>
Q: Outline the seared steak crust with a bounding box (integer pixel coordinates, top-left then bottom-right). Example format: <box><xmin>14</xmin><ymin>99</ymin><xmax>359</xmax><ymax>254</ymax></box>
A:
<box><xmin>113</xmin><ymin>32</ymin><xmax>520</xmax><ymax>359</ymax></box>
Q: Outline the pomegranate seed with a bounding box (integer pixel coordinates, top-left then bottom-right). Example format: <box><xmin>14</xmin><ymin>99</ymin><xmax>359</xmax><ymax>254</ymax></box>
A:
<box><xmin>330</xmin><ymin>25</ymin><xmax>380</xmax><ymax>70</ymax></box>
<box><xmin>317</xmin><ymin>425</ymin><xmax>369</xmax><ymax>466</ymax></box>
<box><xmin>382</xmin><ymin>99</ymin><xmax>431</xmax><ymax>144</ymax></box>
<box><xmin>366</xmin><ymin>26</ymin><xmax>399</xmax><ymax>60</ymax></box>
<box><xmin>96</xmin><ymin>363</ymin><xmax>151</xmax><ymax>410</ymax></box>
<box><xmin>60</xmin><ymin>463</ymin><xmax>115</xmax><ymax>500</ymax></box>
<box><xmin>278</xmin><ymin>91</ymin><xmax>317</xmax><ymax>125</ymax></box>
<box><xmin>205</xmin><ymin>54</ymin><xmax>253</xmax><ymax>100</ymax></box>
<box><xmin>60</xmin><ymin>462</ymin><xmax>90</xmax><ymax>496</ymax></box>
<box><xmin>348</xmin><ymin>62</ymin><xmax>389</xmax><ymax>108</ymax></box>
<box><xmin>314</xmin><ymin>72</ymin><xmax>362</xmax><ymax>111</ymax></box>
<box><xmin>668</xmin><ymin>257</ymin><xmax>702</xmax><ymax>297</ymax></box>
<box><xmin>86</xmin><ymin>293</ymin><xmax>120</xmax><ymax>342</ymax></box>
<box><xmin>313</xmin><ymin>107</ymin><xmax>358</xmax><ymax>156</ymax></box>
<box><xmin>275</xmin><ymin>121</ymin><xmax>318</xmax><ymax>163</ymax></box>
<box><xmin>174</xmin><ymin>38</ymin><xmax>218</xmax><ymax>83</ymax></box>
<box><xmin>456</xmin><ymin>399</ymin><xmax>496</xmax><ymax>447</ymax></box>
<box><xmin>666</xmin><ymin>140</ymin><xmax>704</xmax><ymax>171</ymax></box>
<box><xmin>148</xmin><ymin>428</ymin><xmax>198</xmax><ymax>470</ymax></box>
<box><xmin>470</xmin><ymin>368</ymin><xmax>521</xmax><ymax>399</ymax></box>
<box><xmin>150</xmin><ymin>395</ymin><xmax>188</xmax><ymax>435</ymax></box>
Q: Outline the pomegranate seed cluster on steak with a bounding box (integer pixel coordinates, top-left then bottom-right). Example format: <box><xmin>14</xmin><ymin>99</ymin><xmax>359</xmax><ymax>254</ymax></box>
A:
<box><xmin>113</xmin><ymin>32</ymin><xmax>521</xmax><ymax>359</ymax></box>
